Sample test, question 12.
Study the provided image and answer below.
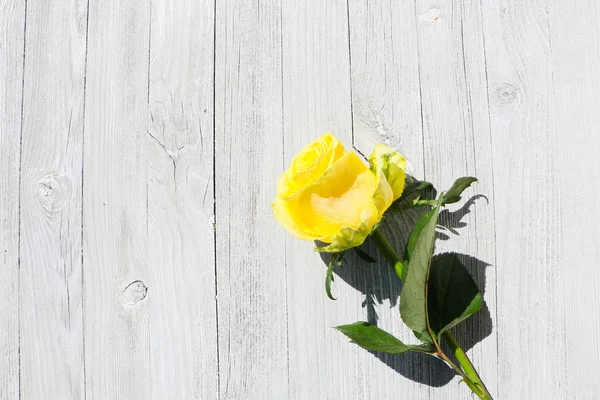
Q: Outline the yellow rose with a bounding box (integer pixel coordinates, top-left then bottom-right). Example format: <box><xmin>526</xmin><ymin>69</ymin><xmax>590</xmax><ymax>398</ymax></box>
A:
<box><xmin>272</xmin><ymin>133</ymin><xmax>407</xmax><ymax>252</ymax></box>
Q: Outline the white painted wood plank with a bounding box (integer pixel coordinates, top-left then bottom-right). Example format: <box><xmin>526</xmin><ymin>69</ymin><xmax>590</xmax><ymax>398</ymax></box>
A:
<box><xmin>448</xmin><ymin>2</ymin><xmax>499</xmax><ymax>397</ymax></box>
<box><xmin>18</xmin><ymin>0</ymin><xmax>87</xmax><ymax>397</ymax></box>
<box><xmin>349</xmin><ymin>0</ymin><xmax>423</xmax><ymax>168</ymax></box>
<box><xmin>0</xmin><ymin>0</ymin><xmax>25</xmax><ymax>397</ymax></box>
<box><xmin>215</xmin><ymin>1</ymin><xmax>288</xmax><ymax>398</ymax></box>
<box><xmin>83</xmin><ymin>1</ymin><xmax>151</xmax><ymax>398</ymax></box>
<box><xmin>147</xmin><ymin>0</ymin><xmax>218</xmax><ymax>398</ymax></box>
<box><xmin>548</xmin><ymin>2</ymin><xmax>600</xmax><ymax>398</ymax></box>
<box><xmin>347</xmin><ymin>2</ymin><xmax>430</xmax><ymax>397</ymax></box>
<box><xmin>413</xmin><ymin>1</ymin><xmax>499</xmax><ymax>398</ymax></box>
<box><xmin>8</xmin><ymin>1</ymin><xmax>600</xmax><ymax>398</ymax></box>
<box><xmin>481</xmin><ymin>1</ymin><xmax>567</xmax><ymax>398</ymax></box>
<box><xmin>280</xmin><ymin>2</ymin><xmax>370</xmax><ymax>399</ymax></box>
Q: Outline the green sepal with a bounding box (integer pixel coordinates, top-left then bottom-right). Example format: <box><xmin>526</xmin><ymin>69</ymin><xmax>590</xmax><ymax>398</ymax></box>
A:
<box><xmin>388</xmin><ymin>180</ymin><xmax>434</xmax><ymax>212</ymax></box>
<box><xmin>314</xmin><ymin>223</ymin><xmax>371</xmax><ymax>253</ymax></box>
<box><xmin>415</xmin><ymin>199</ymin><xmax>438</xmax><ymax>207</ymax></box>
<box><xmin>324</xmin><ymin>253</ymin><xmax>344</xmax><ymax>300</ymax></box>
<box><xmin>396</xmin><ymin>180</ymin><xmax>434</xmax><ymax>203</ymax></box>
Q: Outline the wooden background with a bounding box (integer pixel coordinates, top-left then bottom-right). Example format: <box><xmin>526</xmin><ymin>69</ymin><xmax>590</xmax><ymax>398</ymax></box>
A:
<box><xmin>1</xmin><ymin>0</ymin><xmax>598</xmax><ymax>398</ymax></box>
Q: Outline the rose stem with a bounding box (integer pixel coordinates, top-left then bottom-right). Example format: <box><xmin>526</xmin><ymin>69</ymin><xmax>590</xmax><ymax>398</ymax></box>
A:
<box><xmin>370</xmin><ymin>227</ymin><xmax>493</xmax><ymax>400</ymax></box>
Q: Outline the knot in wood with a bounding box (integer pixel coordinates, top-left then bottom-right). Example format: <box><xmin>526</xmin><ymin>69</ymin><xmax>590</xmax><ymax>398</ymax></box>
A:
<box><xmin>122</xmin><ymin>280</ymin><xmax>148</xmax><ymax>305</ymax></box>
<box><xmin>420</xmin><ymin>9</ymin><xmax>442</xmax><ymax>24</ymax></box>
<box><xmin>37</xmin><ymin>173</ymin><xmax>70</xmax><ymax>213</ymax></box>
<box><xmin>493</xmin><ymin>83</ymin><xmax>519</xmax><ymax>106</ymax></box>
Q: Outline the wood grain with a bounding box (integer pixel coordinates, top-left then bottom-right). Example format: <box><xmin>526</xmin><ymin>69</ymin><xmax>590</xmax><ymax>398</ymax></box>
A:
<box><xmin>83</xmin><ymin>1</ymin><xmax>151</xmax><ymax>398</ymax></box>
<box><xmin>18</xmin><ymin>0</ymin><xmax>87</xmax><ymax>397</ymax></box>
<box><xmin>4</xmin><ymin>0</ymin><xmax>600</xmax><ymax>398</ymax></box>
<box><xmin>280</xmin><ymin>1</ymin><xmax>365</xmax><ymax>399</ymax></box>
<box><xmin>215</xmin><ymin>0</ymin><xmax>287</xmax><ymax>398</ymax></box>
<box><xmin>147</xmin><ymin>0</ymin><xmax>218</xmax><ymax>397</ymax></box>
<box><xmin>0</xmin><ymin>0</ymin><xmax>25</xmax><ymax>397</ymax></box>
<box><xmin>413</xmin><ymin>1</ymin><xmax>499</xmax><ymax>398</ymax></box>
<box><xmin>348</xmin><ymin>2</ymin><xmax>431</xmax><ymax>396</ymax></box>
<box><xmin>348</xmin><ymin>0</ymin><xmax>423</xmax><ymax>167</ymax></box>
<box><xmin>548</xmin><ymin>1</ymin><xmax>600</xmax><ymax>398</ymax></box>
<box><xmin>481</xmin><ymin>1</ymin><xmax>567</xmax><ymax>398</ymax></box>
<box><xmin>347</xmin><ymin>1</ymin><xmax>434</xmax><ymax>399</ymax></box>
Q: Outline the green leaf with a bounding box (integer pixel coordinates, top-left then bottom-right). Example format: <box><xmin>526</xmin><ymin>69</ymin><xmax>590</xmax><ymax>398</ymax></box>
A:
<box><xmin>441</xmin><ymin>177</ymin><xmax>477</xmax><ymax>205</ymax></box>
<box><xmin>397</xmin><ymin>180</ymin><xmax>434</xmax><ymax>203</ymax></box>
<box><xmin>388</xmin><ymin>180</ymin><xmax>434</xmax><ymax>212</ymax></box>
<box><xmin>336</xmin><ymin>322</ymin><xmax>434</xmax><ymax>354</ymax></box>
<box><xmin>388</xmin><ymin>197</ymin><xmax>421</xmax><ymax>212</ymax></box>
<box><xmin>405</xmin><ymin>208</ymin><xmax>438</xmax><ymax>264</ymax></box>
<box><xmin>388</xmin><ymin>198</ymin><xmax>439</xmax><ymax>213</ymax></box>
<box><xmin>325</xmin><ymin>253</ymin><xmax>343</xmax><ymax>300</ymax></box>
<box><xmin>353</xmin><ymin>247</ymin><xmax>376</xmax><ymax>263</ymax></box>
<box><xmin>413</xmin><ymin>330</ymin><xmax>434</xmax><ymax>344</ymax></box>
<box><xmin>427</xmin><ymin>253</ymin><xmax>483</xmax><ymax>337</ymax></box>
<box><xmin>399</xmin><ymin>204</ymin><xmax>441</xmax><ymax>336</ymax></box>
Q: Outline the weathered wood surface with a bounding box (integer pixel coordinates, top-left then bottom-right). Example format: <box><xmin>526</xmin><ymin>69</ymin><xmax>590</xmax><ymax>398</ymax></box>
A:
<box><xmin>19</xmin><ymin>0</ymin><xmax>86</xmax><ymax>397</ymax></box>
<box><xmin>1</xmin><ymin>0</ymin><xmax>599</xmax><ymax>398</ymax></box>
<box><xmin>0</xmin><ymin>0</ymin><xmax>25</xmax><ymax>398</ymax></box>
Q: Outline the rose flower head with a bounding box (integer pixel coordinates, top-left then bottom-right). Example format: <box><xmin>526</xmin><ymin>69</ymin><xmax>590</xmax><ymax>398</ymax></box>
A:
<box><xmin>272</xmin><ymin>133</ymin><xmax>407</xmax><ymax>252</ymax></box>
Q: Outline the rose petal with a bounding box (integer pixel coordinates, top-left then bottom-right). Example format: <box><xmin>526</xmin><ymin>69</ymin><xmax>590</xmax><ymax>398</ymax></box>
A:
<box><xmin>272</xmin><ymin>197</ymin><xmax>321</xmax><ymax>240</ymax></box>
<box><xmin>277</xmin><ymin>133</ymin><xmax>346</xmax><ymax>198</ymax></box>
<box><xmin>369</xmin><ymin>144</ymin><xmax>407</xmax><ymax>202</ymax></box>
<box><xmin>285</xmin><ymin>152</ymin><xmax>379</xmax><ymax>242</ymax></box>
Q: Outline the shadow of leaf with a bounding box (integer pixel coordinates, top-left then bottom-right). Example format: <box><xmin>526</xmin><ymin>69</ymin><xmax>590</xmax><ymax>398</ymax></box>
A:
<box><xmin>436</xmin><ymin>195</ymin><xmax>488</xmax><ymax>240</ymax></box>
<box><xmin>317</xmin><ymin>208</ymin><xmax>494</xmax><ymax>387</ymax></box>
<box><xmin>369</xmin><ymin>348</ymin><xmax>455</xmax><ymax>387</ymax></box>
<box><xmin>450</xmin><ymin>253</ymin><xmax>493</xmax><ymax>353</ymax></box>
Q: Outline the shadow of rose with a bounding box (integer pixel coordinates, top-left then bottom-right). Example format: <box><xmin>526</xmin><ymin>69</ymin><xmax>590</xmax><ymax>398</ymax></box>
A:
<box><xmin>316</xmin><ymin>197</ymin><xmax>493</xmax><ymax>387</ymax></box>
